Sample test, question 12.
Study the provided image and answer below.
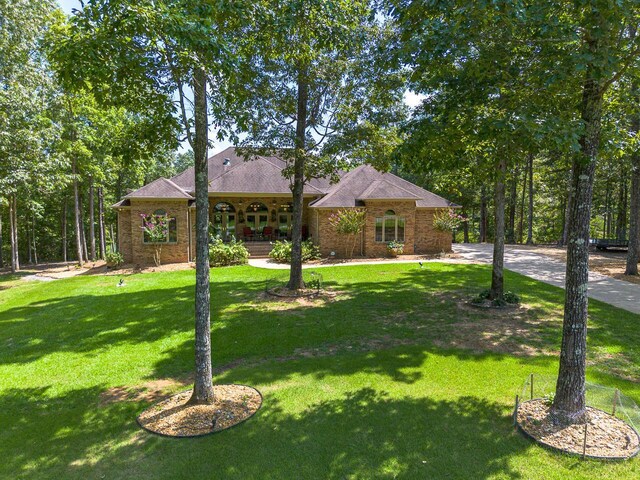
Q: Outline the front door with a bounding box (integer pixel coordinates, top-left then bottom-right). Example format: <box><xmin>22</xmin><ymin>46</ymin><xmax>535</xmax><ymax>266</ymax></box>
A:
<box><xmin>278</xmin><ymin>212</ymin><xmax>292</xmax><ymax>238</ymax></box>
<box><xmin>246</xmin><ymin>213</ymin><xmax>268</xmax><ymax>235</ymax></box>
<box><xmin>212</xmin><ymin>211</ymin><xmax>236</xmax><ymax>240</ymax></box>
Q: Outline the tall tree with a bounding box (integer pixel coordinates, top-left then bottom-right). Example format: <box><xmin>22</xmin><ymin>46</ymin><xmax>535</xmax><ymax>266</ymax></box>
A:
<box><xmin>52</xmin><ymin>0</ymin><xmax>247</xmax><ymax>404</ymax></box>
<box><xmin>551</xmin><ymin>3</ymin><xmax>640</xmax><ymax>425</ymax></box>
<box><xmin>0</xmin><ymin>0</ymin><xmax>59</xmax><ymax>272</ymax></box>
<box><xmin>237</xmin><ymin>0</ymin><xmax>405</xmax><ymax>290</ymax></box>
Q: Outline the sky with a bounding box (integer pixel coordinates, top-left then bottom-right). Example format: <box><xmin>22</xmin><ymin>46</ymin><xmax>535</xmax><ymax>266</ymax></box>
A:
<box><xmin>55</xmin><ymin>0</ymin><xmax>423</xmax><ymax>153</ymax></box>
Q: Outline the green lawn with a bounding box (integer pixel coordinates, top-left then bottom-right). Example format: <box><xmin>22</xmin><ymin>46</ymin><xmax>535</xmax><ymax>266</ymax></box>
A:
<box><xmin>0</xmin><ymin>263</ymin><xmax>638</xmax><ymax>479</ymax></box>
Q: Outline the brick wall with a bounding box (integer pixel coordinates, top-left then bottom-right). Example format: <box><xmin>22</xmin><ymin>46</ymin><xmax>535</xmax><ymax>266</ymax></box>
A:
<box><xmin>313</xmin><ymin>209</ymin><xmax>365</xmax><ymax>258</ymax></box>
<box><xmin>414</xmin><ymin>208</ymin><xmax>452</xmax><ymax>253</ymax></box>
<box><xmin>117</xmin><ymin>209</ymin><xmax>133</xmax><ymax>262</ymax></box>
<box><xmin>128</xmin><ymin>199</ymin><xmax>191</xmax><ymax>265</ymax></box>
<box><xmin>363</xmin><ymin>200</ymin><xmax>417</xmax><ymax>257</ymax></box>
<box><xmin>311</xmin><ymin>203</ymin><xmax>452</xmax><ymax>258</ymax></box>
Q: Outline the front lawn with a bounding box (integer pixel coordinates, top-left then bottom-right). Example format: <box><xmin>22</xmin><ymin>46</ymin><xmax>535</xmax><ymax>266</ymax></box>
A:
<box><xmin>0</xmin><ymin>263</ymin><xmax>638</xmax><ymax>479</ymax></box>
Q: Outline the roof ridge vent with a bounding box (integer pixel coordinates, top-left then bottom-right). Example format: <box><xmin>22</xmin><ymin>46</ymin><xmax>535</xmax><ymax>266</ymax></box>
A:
<box><xmin>222</xmin><ymin>158</ymin><xmax>231</xmax><ymax>166</ymax></box>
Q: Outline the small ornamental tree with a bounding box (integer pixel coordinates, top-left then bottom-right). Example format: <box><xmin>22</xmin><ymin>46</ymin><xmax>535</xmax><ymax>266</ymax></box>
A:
<box><xmin>433</xmin><ymin>209</ymin><xmax>467</xmax><ymax>233</ymax></box>
<box><xmin>140</xmin><ymin>212</ymin><xmax>170</xmax><ymax>267</ymax></box>
<box><xmin>328</xmin><ymin>209</ymin><xmax>366</xmax><ymax>258</ymax></box>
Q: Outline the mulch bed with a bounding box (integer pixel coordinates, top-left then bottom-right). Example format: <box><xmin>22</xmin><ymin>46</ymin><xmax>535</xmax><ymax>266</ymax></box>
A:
<box><xmin>266</xmin><ymin>286</ymin><xmax>323</xmax><ymax>298</ymax></box>
<box><xmin>137</xmin><ymin>384</ymin><xmax>262</xmax><ymax>438</ymax></box>
<box><xmin>516</xmin><ymin>399</ymin><xmax>640</xmax><ymax>459</ymax></box>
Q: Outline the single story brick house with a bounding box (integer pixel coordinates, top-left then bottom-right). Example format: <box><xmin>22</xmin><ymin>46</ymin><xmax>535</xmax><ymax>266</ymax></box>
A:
<box><xmin>113</xmin><ymin>147</ymin><xmax>458</xmax><ymax>264</ymax></box>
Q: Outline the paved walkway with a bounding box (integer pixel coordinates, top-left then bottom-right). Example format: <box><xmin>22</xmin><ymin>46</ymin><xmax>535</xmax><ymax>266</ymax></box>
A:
<box><xmin>453</xmin><ymin>243</ymin><xmax>640</xmax><ymax>315</ymax></box>
<box><xmin>247</xmin><ymin>257</ymin><xmax>458</xmax><ymax>270</ymax></box>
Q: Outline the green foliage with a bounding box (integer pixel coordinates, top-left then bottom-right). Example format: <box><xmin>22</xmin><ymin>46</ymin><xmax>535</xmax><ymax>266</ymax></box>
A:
<box><xmin>208</xmin><ymin>237</ymin><xmax>250</xmax><ymax>267</ymax></box>
<box><xmin>433</xmin><ymin>209</ymin><xmax>467</xmax><ymax>233</ymax></box>
<box><xmin>386</xmin><ymin>241</ymin><xmax>404</xmax><ymax>255</ymax></box>
<box><xmin>105</xmin><ymin>251</ymin><xmax>124</xmax><ymax>268</ymax></box>
<box><xmin>269</xmin><ymin>240</ymin><xmax>321</xmax><ymax>264</ymax></box>
<box><xmin>328</xmin><ymin>209</ymin><xmax>366</xmax><ymax>258</ymax></box>
<box><xmin>328</xmin><ymin>209</ymin><xmax>366</xmax><ymax>236</ymax></box>
<box><xmin>503</xmin><ymin>291</ymin><xmax>520</xmax><ymax>305</ymax></box>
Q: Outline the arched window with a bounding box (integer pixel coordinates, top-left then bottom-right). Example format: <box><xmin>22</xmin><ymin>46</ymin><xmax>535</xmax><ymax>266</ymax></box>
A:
<box><xmin>142</xmin><ymin>209</ymin><xmax>177</xmax><ymax>244</ymax></box>
<box><xmin>375</xmin><ymin>210</ymin><xmax>405</xmax><ymax>243</ymax></box>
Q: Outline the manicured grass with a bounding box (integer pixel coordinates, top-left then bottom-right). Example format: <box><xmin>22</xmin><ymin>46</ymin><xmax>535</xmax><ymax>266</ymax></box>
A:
<box><xmin>0</xmin><ymin>263</ymin><xmax>638</xmax><ymax>479</ymax></box>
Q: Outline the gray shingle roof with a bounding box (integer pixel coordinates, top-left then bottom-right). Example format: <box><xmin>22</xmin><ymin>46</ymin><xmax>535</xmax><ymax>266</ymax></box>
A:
<box><xmin>123</xmin><ymin>177</ymin><xmax>193</xmax><ymax>199</ymax></box>
<box><xmin>170</xmin><ymin>147</ymin><xmax>333</xmax><ymax>195</ymax></box>
<box><xmin>117</xmin><ymin>148</ymin><xmax>457</xmax><ymax>209</ymax></box>
<box><xmin>309</xmin><ymin>164</ymin><xmax>458</xmax><ymax>209</ymax></box>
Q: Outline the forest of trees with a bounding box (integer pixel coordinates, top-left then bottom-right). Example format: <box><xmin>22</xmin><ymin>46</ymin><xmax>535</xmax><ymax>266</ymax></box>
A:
<box><xmin>2</xmin><ymin>0</ymin><xmax>639</xmax><ymax>419</ymax></box>
<box><xmin>2</xmin><ymin>2</ymin><xmax>638</xmax><ymax>273</ymax></box>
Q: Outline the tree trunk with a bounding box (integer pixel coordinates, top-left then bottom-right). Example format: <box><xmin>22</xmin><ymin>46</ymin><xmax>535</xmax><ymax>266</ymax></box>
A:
<box><xmin>73</xmin><ymin>158</ymin><xmax>84</xmax><ymax>266</ymax></box>
<box><xmin>506</xmin><ymin>164</ymin><xmax>518</xmax><ymax>244</ymax></box>
<box><xmin>79</xmin><ymin>192</ymin><xmax>88</xmax><ymax>262</ymax></box>
<box><xmin>89</xmin><ymin>181</ymin><xmax>96</xmax><ymax>262</ymax></box>
<box><xmin>552</xmin><ymin>54</ymin><xmax>604</xmax><ymax>426</ymax></box>
<box><xmin>463</xmin><ymin>212</ymin><xmax>470</xmax><ymax>243</ymax></box>
<box><xmin>0</xmin><ymin>203</ymin><xmax>3</xmax><ymax>269</ymax></box>
<box><xmin>32</xmin><ymin>213</ymin><xmax>37</xmax><ymax>265</ymax></box>
<box><xmin>490</xmin><ymin>157</ymin><xmax>506</xmax><ymax>301</ymax></box>
<box><xmin>287</xmin><ymin>69</ymin><xmax>308</xmax><ymax>290</ymax></box>
<box><xmin>518</xmin><ymin>163</ymin><xmax>527</xmax><ymax>243</ymax></box>
<box><xmin>188</xmin><ymin>66</ymin><xmax>215</xmax><ymax>405</ymax></box>
<box><xmin>479</xmin><ymin>186</ymin><xmax>488</xmax><ymax>243</ymax></box>
<box><xmin>626</xmin><ymin>107</ymin><xmax>640</xmax><ymax>274</ymax></box>
<box><xmin>615</xmin><ymin>168</ymin><xmax>627</xmax><ymax>241</ymax></box>
<box><xmin>9</xmin><ymin>194</ymin><xmax>19</xmax><ymax>272</ymax></box>
<box><xmin>526</xmin><ymin>153</ymin><xmax>534</xmax><ymax>244</ymax></box>
<box><xmin>98</xmin><ymin>187</ymin><xmax>106</xmax><ymax>259</ymax></box>
<box><xmin>62</xmin><ymin>198</ymin><xmax>68</xmax><ymax>263</ymax></box>
<box><xmin>561</xmin><ymin>167</ymin><xmax>573</xmax><ymax>247</ymax></box>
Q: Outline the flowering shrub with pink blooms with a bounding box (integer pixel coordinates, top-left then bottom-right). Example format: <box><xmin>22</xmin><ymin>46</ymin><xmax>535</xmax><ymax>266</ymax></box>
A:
<box><xmin>327</xmin><ymin>208</ymin><xmax>366</xmax><ymax>258</ymax></box>
<box><xmin>140</xmin><ymin>212</ymin><xmax>171</xmax><ymax>266</ymax></box>
<box><xmin>433</xmin><ymin>209</ymin><xmax>467</xmax><ymax>233</ymax></box>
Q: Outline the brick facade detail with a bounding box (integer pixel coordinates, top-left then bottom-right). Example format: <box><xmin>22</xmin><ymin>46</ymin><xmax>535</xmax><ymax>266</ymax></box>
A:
<box><xmin>117</xmin><ymin>197</ymin><xmax>452</xmax><ymax>265</ymax></box>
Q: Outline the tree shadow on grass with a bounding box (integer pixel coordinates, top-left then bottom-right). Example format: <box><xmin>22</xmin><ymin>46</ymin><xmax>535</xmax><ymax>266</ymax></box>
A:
<box><xmin>0</xmin><ymin>384</ymin><xmax>528</xmax><ymax>480</ymax></box>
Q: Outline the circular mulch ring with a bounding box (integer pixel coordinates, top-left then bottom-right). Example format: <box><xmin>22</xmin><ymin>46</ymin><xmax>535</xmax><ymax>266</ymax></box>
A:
<box><xmin>516</xmin><ymin>399</ymin><xmax>640</xmax><ymax>459</ymax></box>
<box><xmin>137</xmin><ymin>384</ymin><xmax>262</xmax><ymax>438</ymax></box>
<box><xmin>266</xmin><ymin>286</ymin><xmax>322</xmax><ymax>298</ymax></box>
<box><xmin>466</xmin><ymin>300</ymin><xmax>520</xmax><ymax>310</ymax></box>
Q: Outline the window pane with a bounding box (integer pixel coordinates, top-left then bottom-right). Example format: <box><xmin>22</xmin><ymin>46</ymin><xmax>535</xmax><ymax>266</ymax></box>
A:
<box><xmin>375</xmin><ymin>218</ymin><xmax>383</xmax><ymax>242</ymax></box>
<box><xmin>227</xmin><ymin>214</ymin><xmax>235</xmax><ymax>237</ymax></box>
<box><xmin>169</xmin><ymin>218</ymin><xmax>177</xmax><ymax>242</ymax></box>
<box><xmin>384</xmin><ymin>217</ymin><xmax>396</xmax><ymax>241</ymax></box>
<box><xmin>259</xmin><ymin>215</ymin><xmax>268</xmax><ymax>231</ymax></box>
<box><xmin>397</xmin><ymin>217</ymin><xmax>405</xmax><ymax>242</ymax></box>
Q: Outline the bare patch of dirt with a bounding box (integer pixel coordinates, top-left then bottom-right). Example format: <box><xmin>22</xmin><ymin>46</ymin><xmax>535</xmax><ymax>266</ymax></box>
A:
<box><xmin>429</xmin><ymin>299</ymin><xmax>557</xmax><ymax>357</ymax></box>
<box><xmin>517</xmin><ymin>399</ymin><xmax>640</xmax><ymax>459</ymax></box>
<box><xmin>516</xmin><ymin>245</ymin><xmax>640</xmax><ymax>285</ymax></box>
<box><xmin>255</xmin><ymin>288</ymin><xmax>349</xmax><ymax>310</ymax></box>
<box><xmin>100</xmin><ymin>377</ymin><xmax>191</xmax><ymax>406</ymax></box>
<box><xmin>137</xmin><ymin>385</ymin><xmax>262</xmax><ymax>437</ymax></box>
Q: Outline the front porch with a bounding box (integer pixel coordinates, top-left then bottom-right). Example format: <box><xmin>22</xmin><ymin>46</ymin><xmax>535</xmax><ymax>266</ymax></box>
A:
<box><xmin>207</xmin><ymin>195</ymin><xmax>313</xmax><ymax>244</ymax></box>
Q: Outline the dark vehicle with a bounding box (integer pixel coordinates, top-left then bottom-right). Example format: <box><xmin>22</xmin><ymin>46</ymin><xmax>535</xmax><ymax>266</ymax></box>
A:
<box><xmin>595</xmin><ymin>238</ymin><xmax>628</xmax><ymax>251</ymax></box>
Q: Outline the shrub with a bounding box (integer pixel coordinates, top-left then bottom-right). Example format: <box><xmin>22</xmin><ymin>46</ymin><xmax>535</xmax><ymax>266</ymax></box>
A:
<box><xmin>433</xmin><ymin>208</ymin><xmax>468</xmax><ymax>233</ymax></box>
<box><xmin>269</xmin><ymin>239</ymin><xmax>321</xmax><ymax>264</ymax></box>
<box><xmin>386</xmin><ymin>240</ymin><xmax>404</xmax><ymax>256</ymax></box>
<box><xmin>105</xmin><ymin>251</ymin><xmax>124</xmax><ymax>268</ymax></box>
<box><xmin>328</xmin><ymin>208</ymin><xmax>366</xmax><ymax>258</ymax></box>
<box><xmin>209</xmin><ymin>237</ymin><xmax>250</xmax><ymax>267</ymax></box>
<box><xmin>503</xmin><ymin>291</ymin><xmax>521</xmax><ymax>304</ymax></box>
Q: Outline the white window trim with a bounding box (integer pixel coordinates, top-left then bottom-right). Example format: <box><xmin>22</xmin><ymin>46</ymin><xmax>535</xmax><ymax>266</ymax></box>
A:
<box><xmin>375</xmin><ymin>214</ymin><xmax>405</xmax><ymax>243</ymax></box>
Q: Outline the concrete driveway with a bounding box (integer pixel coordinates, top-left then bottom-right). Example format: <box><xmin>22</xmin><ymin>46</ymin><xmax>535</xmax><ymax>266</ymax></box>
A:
<box><xmin>453</xmin><ymin>243</ymin><xmax>640</xmax><ymax>315</ymax></box>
